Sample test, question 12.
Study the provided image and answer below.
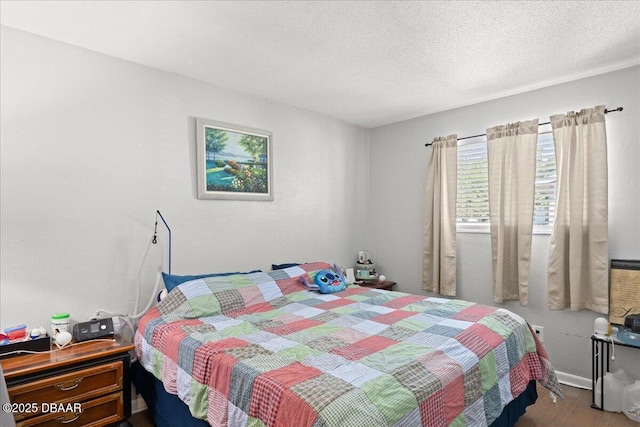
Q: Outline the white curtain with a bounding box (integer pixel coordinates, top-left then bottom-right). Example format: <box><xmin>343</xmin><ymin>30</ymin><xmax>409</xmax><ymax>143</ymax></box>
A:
<box><xmin>423</xmin><ymin>135</ymin><xmax>457</xmax><ymax>296</ymax></box>
<box><xmin>548</xmin><ymin>105</ymin><xmax>609</xmax><ymax>313</ymax></box>
<box><xmin>487</xmin><ymin>120</ymin><xmax>538</xmax><ymax>305</ymax></box>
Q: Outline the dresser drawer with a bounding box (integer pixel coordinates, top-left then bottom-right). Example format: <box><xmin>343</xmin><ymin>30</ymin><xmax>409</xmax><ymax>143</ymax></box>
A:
<box><xmin>16</xmin><ymin>392</ymin><xmax>123</xmax><ymax>427</ymax></box>
<box><xmin>8</xmin><ymin>362</ymin><xmax>122</xmax><ymax>420</ymax></box>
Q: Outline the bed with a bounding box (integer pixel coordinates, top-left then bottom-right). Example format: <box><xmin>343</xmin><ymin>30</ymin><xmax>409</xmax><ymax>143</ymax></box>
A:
<box><xmin>134</xmin><ymin>262</ymin><xmax>562</xmax><ymax>427</ymax></box>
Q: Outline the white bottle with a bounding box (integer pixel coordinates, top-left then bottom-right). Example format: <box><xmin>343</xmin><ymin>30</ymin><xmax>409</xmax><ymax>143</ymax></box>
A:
<box><xmin>622</xmin><ymin>380</ymin><xmax>640</xmax><ymax>422</ymax></box>
<box><xmin>614</xmin><ymin>369</ymin><xmax>634</xmax><ymax>388</ymax></box>
<box><xmin>595</xmin><ymin>372</ymin><xmax>624</xmax><ymax>412</ymax></box>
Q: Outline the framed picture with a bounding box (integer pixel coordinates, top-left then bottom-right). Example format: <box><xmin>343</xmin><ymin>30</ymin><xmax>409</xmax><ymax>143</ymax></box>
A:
<box><xmin>609</xmin><ymin>259</ymin><xmax>640</xmax><ymax>325</ymax></box>
<box><xmin>196</xmin><ymin>118</ymin><xmax>273</xmax><ymax>201</ymax></box>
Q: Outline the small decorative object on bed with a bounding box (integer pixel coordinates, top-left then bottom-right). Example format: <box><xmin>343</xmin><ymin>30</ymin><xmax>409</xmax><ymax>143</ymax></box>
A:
<box><xmin>298</xmin><ymin>264</ymin><xmax>347</xmax><ymax>294</ymax></box>
<box><xmin>135</xmin><ymin>262</ymin><xmax>563</xmax><ymax>427</ymax></box>
<box><xmin>196</xmin><ymin>118</ymin><xmax>273</xmax><ymax>201</ymax></box>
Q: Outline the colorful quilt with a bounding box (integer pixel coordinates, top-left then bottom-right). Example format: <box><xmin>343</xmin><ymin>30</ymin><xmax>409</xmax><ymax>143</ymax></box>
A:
<box><xmin>135</xmin><ymin>262</ymin><xmax>563</xmax><ymax>427</ymax></box>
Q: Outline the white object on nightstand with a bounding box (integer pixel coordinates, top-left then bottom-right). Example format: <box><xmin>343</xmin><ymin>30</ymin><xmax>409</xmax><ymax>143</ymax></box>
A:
<box><xmin>54</xmin><ymin>331</ymin><xmax>72</xmax><ymax>348</ymax></box>
<box><xmin>345</xmin><ymin>268</ymin><xmax>356</xmax><ymax>284</ymax></box>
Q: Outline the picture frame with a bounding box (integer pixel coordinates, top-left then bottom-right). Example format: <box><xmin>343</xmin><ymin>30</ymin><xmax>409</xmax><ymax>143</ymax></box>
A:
<box><xmin>196</xmin><ymin>118</ymin><xmax>273</xmax><ymax>201</ymax></box>
<box><xmin>609</xmin><ymin>259</ymin><xmax>640</xmax><ymax>325</ymax></box>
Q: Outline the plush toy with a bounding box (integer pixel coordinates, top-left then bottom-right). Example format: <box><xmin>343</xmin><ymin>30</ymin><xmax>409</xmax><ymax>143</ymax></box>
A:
<box><xmin>299</xmin><ymin>264</ymin><xmax>348</xmax><ymax>294</ymax></box>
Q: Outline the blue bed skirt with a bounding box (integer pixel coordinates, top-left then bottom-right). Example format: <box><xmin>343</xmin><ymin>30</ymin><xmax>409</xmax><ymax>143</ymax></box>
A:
<box><xmin>131</xmin><ymin>361</ymin><xmax>537</xmax><ymax>427</ymax></box>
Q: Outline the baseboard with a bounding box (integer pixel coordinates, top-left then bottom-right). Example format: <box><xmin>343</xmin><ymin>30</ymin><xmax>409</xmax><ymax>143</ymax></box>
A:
<box><xmin>555</xmin><ymin>370</ymin><xmax>592</xmax><ymax>390</ymax></box>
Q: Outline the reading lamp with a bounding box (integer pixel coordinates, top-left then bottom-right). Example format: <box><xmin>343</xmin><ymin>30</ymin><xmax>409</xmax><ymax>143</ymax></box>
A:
<box><xmin>153</xmin><ymin>210</ymin><xmax>171</xmax><ymax>274</ymax></box>
<box><xmin>95</xmin><ymin>210</ymin><xmax>174</xmax><ymax>338</ymax></box>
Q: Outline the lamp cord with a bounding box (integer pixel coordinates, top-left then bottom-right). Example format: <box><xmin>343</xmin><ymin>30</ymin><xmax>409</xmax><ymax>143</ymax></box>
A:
<box><xmin>153</xmin><ymin>210</ymin><xmax>171</xmax><ymax>274</ymax></box>
<box><xmin>611</xmin><ymin>336</ymin><xmax>615</xmax><ymax>360</ymax></box>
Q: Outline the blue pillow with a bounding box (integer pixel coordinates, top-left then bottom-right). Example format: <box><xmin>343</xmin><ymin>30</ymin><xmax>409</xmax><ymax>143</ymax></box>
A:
<box><xmin>162</xmin><ymin>270</ymin><xmax>261</xmax><ymax>292</ymax></box>
<box><xmin>297</xmin><ymin>264</ymin><xmax>348</xmax><ymax>294</ymax></box>
<box><xmin>271</xmin><ymin>263</ymin><xmax>300</xmax><ymax>270</ymax></box>
<box><xmin>314</xmin><ymin>269</ymin><xmax>347</xmax><ymax>294</ymax></box>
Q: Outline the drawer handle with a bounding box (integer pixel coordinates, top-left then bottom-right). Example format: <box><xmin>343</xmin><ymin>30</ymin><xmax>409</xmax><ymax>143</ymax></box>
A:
<box><xmin>55</xmin><ymin>378</ymin><xmax>83</xmax><ymax>391</ymax></box>
<box><xmin>55</xmin><ymin>412</ymin><xmax>81</xmax><ymax>424</ymax></box>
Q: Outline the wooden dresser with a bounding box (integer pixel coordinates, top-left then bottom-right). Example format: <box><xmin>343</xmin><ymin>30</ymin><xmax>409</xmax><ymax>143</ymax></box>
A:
<box><xmin>1</xmin><ymin>338</ymin><xmax>134</xmax><ymax>427</ymax></box>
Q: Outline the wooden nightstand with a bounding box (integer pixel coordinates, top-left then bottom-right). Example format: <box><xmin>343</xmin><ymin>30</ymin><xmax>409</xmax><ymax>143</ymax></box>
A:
<box><xmin>1</xmin><ymin>337</ymin><xmax>134</xmax><ymax>427</ymax></box>
<box><xmin>359</xmin><ymin>280</ymin><xmax>396</xmax><ymax>291</ymax></box>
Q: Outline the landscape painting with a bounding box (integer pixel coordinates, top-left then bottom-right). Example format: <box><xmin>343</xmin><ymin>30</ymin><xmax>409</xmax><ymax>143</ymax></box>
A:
<box><xmin>196</xmin><ymin>118</ymin><xmax>273</xmax><ymax>200</ymax></box>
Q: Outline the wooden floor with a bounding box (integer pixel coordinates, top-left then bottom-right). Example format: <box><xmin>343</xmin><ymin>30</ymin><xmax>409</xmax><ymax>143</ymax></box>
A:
<box><xmin>516</xmin><ymin>383</ymin><xmax>636</xmax><ymax>427</ymax></box>
<box><xmin>129</xmin><ymin>409</ymin><xmax>154</xmax><ymax>427</ymax></box>
<box><xmin>127</xmin><ymin>384</ymin><xmax>638</xmax><ymax>426</ymax></box>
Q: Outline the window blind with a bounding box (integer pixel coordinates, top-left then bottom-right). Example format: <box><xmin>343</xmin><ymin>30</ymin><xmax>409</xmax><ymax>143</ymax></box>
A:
<box><xmin>533</xmin><ymin>132</ymin><xmax>556</xmax><ymax>227</ymax></box>
<box><xmin>456</xmin><ymin>131</ymin><xmax>556</xmax><ymax>232</ymax></box>
<box><xmin>456</xmin><ymin>140</ymin><xmax>490</xmax><ymax>224</ymax></box>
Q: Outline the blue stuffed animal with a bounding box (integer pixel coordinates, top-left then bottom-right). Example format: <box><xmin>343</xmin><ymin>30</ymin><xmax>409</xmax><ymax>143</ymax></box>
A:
<box><xmin>299</xmin><ymin>264</ymin><xmax>348</xmax><ymax>294</ymax></box>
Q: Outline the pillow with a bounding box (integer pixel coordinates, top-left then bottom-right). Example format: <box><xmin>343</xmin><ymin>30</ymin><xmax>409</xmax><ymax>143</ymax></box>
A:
<box><xmin>156</xmin><ymin>263</ymin><xmax>332</xmax><ymax>320</ymax></box>
<box><xmin>314</xmin><ymin>269</ymin><xmax>347</xmax><ymax>294</ymax></box>
<box><xmin>162</xmin><ymin>270</ymin><xmax>261</xmax><ymax>292</ymax></box>
<box><xmin>158</xmin><ymin>270</ymin><xmax>278</xmax><ymax>319</ymax></box>
<box><xmin>271</xmin><ymin>263</ymin><xmax>300</xmax><ymax>270</ymax></box>
<box><xmin>298</xmin><ymin>264</ymin><xmax>347</xmax><ymax>294</ymax></box>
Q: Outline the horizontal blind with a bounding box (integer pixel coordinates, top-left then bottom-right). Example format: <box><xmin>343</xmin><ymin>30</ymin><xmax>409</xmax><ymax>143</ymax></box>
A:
<box><xmin>456</xmin><ymin>132</ymin><xmax>557</xmax><ymax>231</ymax></box>
<box><xmin>457</xmin><ymin>140</ymin><xmax>489</xmax><ymax>224</ymax></box>
<box><xmin>534</xmin><ymin>132</ymin><xmax>556</xmax><ymax>227</ymax></box>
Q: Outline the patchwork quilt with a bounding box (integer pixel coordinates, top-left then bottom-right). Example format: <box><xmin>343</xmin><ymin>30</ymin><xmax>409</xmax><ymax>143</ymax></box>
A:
<box><xmin>135</xmin><ymin>262</ymin><xmax>563</xmax><ymax>427</ymax></box>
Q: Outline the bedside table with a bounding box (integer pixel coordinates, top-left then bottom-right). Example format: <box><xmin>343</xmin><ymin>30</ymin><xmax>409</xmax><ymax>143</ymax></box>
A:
<box><xmin>1</xmin><ymin>337</ymin><xmax>134</xmax><ymax>427</ymax></box>
<box><xmin>359</xmin><ymin>280</ymin><xmax>396</xmax><ymax>291</ymax></box>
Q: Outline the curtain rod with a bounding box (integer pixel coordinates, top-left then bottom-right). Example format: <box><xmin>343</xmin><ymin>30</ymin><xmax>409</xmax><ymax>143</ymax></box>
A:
<box><xmin>424</xmin><ymin>107</ymin><xmax>623</xmax><ymax>147</ymax></box>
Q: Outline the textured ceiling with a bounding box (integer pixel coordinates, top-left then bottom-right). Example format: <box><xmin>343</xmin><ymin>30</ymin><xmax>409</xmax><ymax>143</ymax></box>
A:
<box><xmin>1</xmin><ymin>1</ymin><xmax>639</xmax><ymax>128</ymax></box>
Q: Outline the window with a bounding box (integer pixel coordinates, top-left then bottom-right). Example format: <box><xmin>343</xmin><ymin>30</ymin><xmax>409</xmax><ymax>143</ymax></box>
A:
<box><xmin>533</xmin><ymin>132</ymin><xmax>556</xmax><ymax>229</ymax></box>
<box><xmin>456</xmin><ymin>131</ymin><xmax>556</xmax><ymax>233</ymax></box>
<box><xmin>456</xmin><ymin>140</ymin><xmax>490</xmax><ymax>229</ymax></box>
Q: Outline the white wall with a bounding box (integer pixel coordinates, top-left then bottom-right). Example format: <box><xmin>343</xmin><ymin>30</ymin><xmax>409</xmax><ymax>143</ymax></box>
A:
<box><xmin>0</xmin><ymin>27</ymin><xmax>369</xmax><ymax>331</ymax></box>
<box><xmin>369</xmin><ymin>66</ymin><xmax>640</xmax><ymax>381</ymax></box>
<box><xmin>2</xmin><ymin>25</ymin><xmax>638</xmax><ymax>384</ymax></box>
